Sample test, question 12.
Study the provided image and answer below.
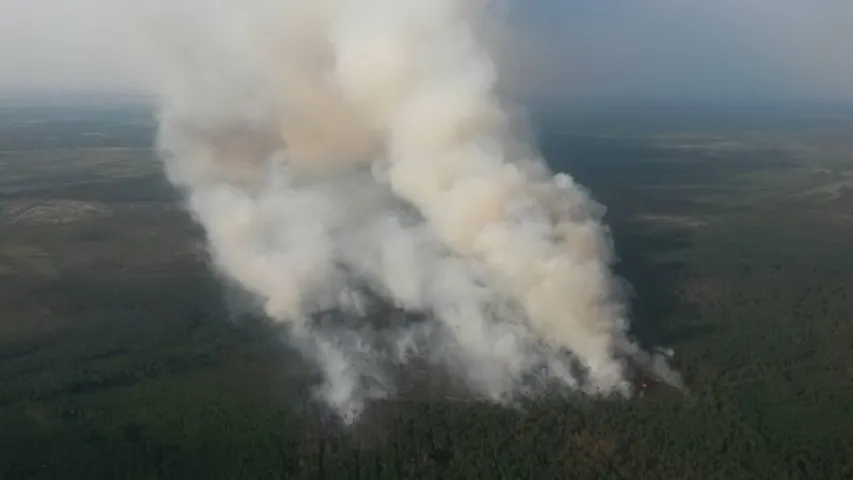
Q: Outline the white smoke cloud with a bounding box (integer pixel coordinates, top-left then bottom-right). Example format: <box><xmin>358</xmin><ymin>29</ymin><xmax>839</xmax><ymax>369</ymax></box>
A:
<box><xmin>144</xmin><ymin>0</ymin><xmax>679</xmax><ymax>422</ymax></box>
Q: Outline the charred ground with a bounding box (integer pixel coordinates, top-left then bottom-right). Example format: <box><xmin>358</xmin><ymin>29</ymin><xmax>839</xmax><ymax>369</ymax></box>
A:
<box><xmin>1</xmin><ymin>101</ymin><xmax>852</xmax><ymax>479</ymax></box>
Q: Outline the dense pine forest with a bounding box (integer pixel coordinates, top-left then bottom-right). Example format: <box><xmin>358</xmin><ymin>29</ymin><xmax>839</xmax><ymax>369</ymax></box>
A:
<box><xmin>1</xmin><ymin>104</ymin><xmax>852</xmax><ymax>479</ymax></box>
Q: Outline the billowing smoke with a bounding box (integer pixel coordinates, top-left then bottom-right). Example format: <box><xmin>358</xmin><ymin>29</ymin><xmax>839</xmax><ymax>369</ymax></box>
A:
<box><xmin>142</xmin><ymin>0</ymin><xmax>680</xmax><ymax>421</ymax></box>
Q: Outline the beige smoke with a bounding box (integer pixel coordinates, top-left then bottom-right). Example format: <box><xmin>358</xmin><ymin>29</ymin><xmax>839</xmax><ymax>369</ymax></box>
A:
<box><xmin>328</xmin><ymin>0</ymin><xmax>632</xmax><ymax>390</ymax></box>
<box><xmin>144</xmin><ymin>0</ymin><xmax>679</xmax><ymax>420</ymax></box>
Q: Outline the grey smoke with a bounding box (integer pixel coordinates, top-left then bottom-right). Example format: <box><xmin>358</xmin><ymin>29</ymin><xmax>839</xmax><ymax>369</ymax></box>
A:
<box><xmin>144</xmin><ymin>0</ymin><xmax>679</xmax><ymax>421</ymax></box>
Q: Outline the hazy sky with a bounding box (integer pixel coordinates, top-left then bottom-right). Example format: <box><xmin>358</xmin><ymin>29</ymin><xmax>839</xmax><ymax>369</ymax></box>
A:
<box><xmin>2</xmin><ymin>0</ymin><xmax>852</xmax><ymax>102</ymax></box>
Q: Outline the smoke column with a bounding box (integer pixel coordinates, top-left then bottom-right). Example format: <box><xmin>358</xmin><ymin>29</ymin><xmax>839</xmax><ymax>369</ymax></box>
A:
<box><xmin>141</xmin><ymin>0</ymin><xmax>680</xmax><ymax>421</ymax></box>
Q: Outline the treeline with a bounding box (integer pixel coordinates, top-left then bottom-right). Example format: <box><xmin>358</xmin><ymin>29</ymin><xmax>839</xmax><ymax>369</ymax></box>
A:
<box><xmin>2</xmin><ymin>395</ymin><xmax>849</xmax><ymax>479</ymax></box>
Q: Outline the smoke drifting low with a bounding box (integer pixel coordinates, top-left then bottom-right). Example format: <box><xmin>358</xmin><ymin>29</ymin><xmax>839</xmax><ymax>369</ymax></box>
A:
<box><xmin>147</xmin><ymin>0</ymin><xmax>679</xmax><ymax>421</ymax></box>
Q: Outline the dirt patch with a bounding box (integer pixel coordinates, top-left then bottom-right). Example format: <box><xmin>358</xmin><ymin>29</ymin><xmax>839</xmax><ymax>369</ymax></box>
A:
<box><xmin>634</xmin><ymin>214</ymin><xmax>707</xmax><ymax>229</ymax></box>
<box><xmin>570</xmin><ymin>430</ymin><xmax>617</xmax><ymax>461</ymax></box>
<box><xmin>0</xmin><ymin>244</ymin><xmax>58</xmax><ymax>277</ymax></box>
<box><xmin>2</xmin><ymin>199</ymin><xmax>112</xmax><ymax>225</ymax></box>
<box><xmin>793</xmin><ymin>180</ymin><xmax>853</xmax><ymax>201</ymax></box>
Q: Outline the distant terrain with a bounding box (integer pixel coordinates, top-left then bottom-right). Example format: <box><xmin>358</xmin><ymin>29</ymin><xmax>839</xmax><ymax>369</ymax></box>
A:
<box><xmin>1</xmin><ymin>100</ymin><xmax>852</xmax><ymax>479</ymax></box>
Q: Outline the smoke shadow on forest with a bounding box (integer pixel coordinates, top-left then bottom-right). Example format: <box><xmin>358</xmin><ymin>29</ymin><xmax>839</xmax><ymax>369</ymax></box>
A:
<box><xmin>609</xmin><ymin>225</ymin><xmax>695</xmax><ymax>350</ymax></box>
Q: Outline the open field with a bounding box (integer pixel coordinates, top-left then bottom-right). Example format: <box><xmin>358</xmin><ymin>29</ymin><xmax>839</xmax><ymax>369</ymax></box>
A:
<box><xmin>1</xmin><ymin>101</ymin><xmax>852</xmax><ymax>479</ymax></box>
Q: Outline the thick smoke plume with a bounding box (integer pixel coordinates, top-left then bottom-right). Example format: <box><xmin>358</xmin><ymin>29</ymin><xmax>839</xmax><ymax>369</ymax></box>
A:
<box><xmin>144</xmin><ymin>0</ymin><xmax>680</xmax><ymax>421</ymax></box>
